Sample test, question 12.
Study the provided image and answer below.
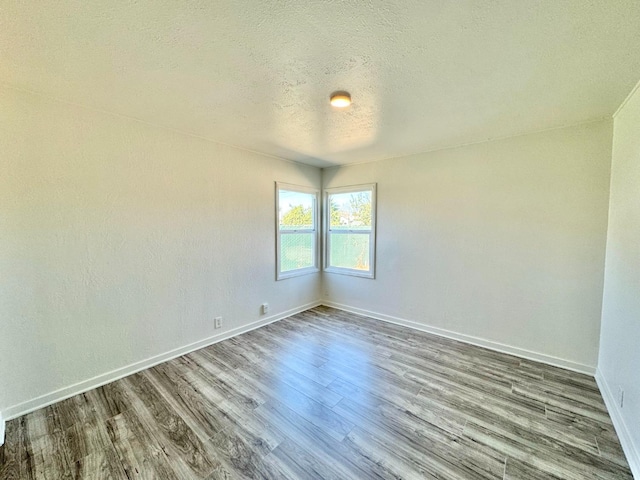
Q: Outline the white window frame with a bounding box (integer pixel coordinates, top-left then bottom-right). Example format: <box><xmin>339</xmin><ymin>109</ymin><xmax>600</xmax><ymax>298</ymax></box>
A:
<box><xmin>276</xmin><ymin>182</ymin><xmax>320</xmax><ymax>280</ymax></box>
<box><xmin>324</xmin><ymin>183</ymin><xmax>377</xmax><ymax>279</ymax></box>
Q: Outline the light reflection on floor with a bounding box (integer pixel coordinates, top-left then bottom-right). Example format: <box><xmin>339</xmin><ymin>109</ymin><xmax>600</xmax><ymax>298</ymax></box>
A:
<box><xmin>273</xmin><ymin>332</ymin><xmax>374</xmax><ymax>413</ymax></box>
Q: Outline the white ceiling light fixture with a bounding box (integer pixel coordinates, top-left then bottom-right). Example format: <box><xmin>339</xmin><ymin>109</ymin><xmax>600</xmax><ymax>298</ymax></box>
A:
<box><xmin>330</xmin><ymin>91</ymin><xmax>352</xmax><ymax>108</ymax></box>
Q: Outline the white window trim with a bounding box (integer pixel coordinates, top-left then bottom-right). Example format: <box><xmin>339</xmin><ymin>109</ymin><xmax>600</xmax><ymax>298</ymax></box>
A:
<box><xmin>276</xmin><ymin>182</ymin><xmax>320</xmax><ymax>280</ymax></box>
<box><xmin>324</xmin><ymin>183</ymin><xmax>377</xmax><ymax>279</ymax></box>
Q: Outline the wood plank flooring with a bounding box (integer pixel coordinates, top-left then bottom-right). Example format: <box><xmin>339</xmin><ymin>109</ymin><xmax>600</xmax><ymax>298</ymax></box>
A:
<box><xmin>0</xmin><ymin>306</ymin><xmax>632</xmax><ymax>479</ymax></box>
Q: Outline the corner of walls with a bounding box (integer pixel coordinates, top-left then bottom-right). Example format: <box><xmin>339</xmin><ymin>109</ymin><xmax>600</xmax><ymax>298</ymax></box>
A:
<box><xmin>596</xmin><ymin>77</ymin><xmax>640</xmax><ymax>480</ymax></box>
<box><xmin>595</xmin><ymin>369</ymin><xmax>640</xmax><ymax>479</ymax></box>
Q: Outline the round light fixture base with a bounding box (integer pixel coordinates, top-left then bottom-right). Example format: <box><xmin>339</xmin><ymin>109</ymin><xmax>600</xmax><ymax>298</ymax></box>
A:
<box><xmin>330</xmin><ymin>91</ymin><xmax>352</xmax><ymax>108</ymax></box>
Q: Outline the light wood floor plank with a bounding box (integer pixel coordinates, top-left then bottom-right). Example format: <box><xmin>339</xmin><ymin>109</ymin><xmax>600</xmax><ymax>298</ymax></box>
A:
<box><xmin>0</xmin><ymin>419</ymin><xmax>22</xmax><ymax>480</ymax></box>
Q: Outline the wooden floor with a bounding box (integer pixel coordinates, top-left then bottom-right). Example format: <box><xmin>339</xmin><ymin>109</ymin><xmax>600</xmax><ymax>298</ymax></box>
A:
<box><xmin>0</xmin><ymin>306</ymin><xmax>632</xmax><ymax>479</ymax></box>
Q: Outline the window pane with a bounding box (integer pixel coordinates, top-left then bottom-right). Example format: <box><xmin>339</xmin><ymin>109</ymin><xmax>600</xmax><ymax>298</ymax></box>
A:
<box><xmin>281</xmin><ymin>233</ymin><xmax>314</xmax><ymax>272</ymax></box>
<box><xmin>329</xmin><ymin>234</ymin><xmax>370</xmax><ymax>271</ymax></box>
<box><xmin>279</xmin><ymin>190</ymin><xmax>314</xmax><ymax>230</ymax></box>
<box><xmin>329</xmin><ymin>191</ymin><xmax>372</xmax><ymax>229</ymax></box>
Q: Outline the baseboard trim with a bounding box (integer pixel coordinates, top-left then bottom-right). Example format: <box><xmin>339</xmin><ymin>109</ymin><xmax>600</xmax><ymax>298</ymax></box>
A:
<box><xmin>322</xmin><ymin>301</ymin><xmax>596</xmax><ymax>375</ymax></box>
<box><xmin>0</xmin><ymin>411</ymin><xmax>5</xmax><ymax>446</ymax></box>
<box><xmin>595</xmin><ymin>369</ymin><xmax>640</xmax><ymax>479</ymax></box>
<box><xmin>3</xmin><ymin>301</ymin><xmax>321</xmax><ymax>421</ymax></box>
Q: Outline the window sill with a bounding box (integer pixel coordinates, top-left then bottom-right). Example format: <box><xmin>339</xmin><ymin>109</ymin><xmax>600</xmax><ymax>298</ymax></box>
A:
<box><xmin>324</xmin><ymin>266</ymin><xmax>375</xmax><ymax>279</ymax></box>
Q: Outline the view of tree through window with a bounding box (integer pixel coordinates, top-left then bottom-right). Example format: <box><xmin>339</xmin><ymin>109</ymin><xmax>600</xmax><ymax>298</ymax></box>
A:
<box><xmin>281</xmin><ymin>204</ymin><xmax>312</xmax><ymax>229</ymax></box>
<box><xmin>276</xmin><ymin>183</ymin><xmax>374</xmax><ymax>279</ymax></box>
<box><xmin>277</xmin><ymin>186</ymin><xmax>318</xmax><ymax>279</ymax></box>
<box><xmin>325</xmin><ymin>185</ymin><xmax>376</xmax><ymax>277</ymax></box>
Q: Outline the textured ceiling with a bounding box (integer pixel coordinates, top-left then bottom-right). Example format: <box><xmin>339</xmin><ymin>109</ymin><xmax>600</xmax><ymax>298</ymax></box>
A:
<box><xmin>2</xmin><ymin>1</ymin><xmax>640</xmax><ymax>167</ymax></box>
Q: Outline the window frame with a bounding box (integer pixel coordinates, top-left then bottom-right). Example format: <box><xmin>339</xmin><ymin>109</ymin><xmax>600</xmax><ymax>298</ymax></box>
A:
<box><xmin>324</xmin><ymin>183</ymin><xmax>377</xmax><ymax>279</ymax></box>
<box><xmin>275</xmin><ymin>182</ymin><xmax>320</xmax><ymax>280</ymax></box>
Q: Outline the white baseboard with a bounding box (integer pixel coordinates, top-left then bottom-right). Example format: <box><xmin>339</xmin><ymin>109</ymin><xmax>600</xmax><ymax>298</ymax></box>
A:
<box><xmin>322</xmin><ymin>301</ymin><xmax>596</xmax><ymax>375</ymax></box>
<box><xmin>595</xmin><ymin>369</ymin><xmax>640</xmax><ymax>479</ymax></box>
<box><xmin>2</xmin><ymin>301</ymin><xmax>321</xmax><ymax>421</ymax></box>
<box><xmin>0</xmin><ymin>411</ymin><xmax>5</xmax><ymax>446</ymax></box>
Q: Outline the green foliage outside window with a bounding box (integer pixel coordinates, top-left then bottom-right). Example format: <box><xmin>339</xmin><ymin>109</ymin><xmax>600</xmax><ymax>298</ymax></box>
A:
<box><xmin>281</xmin><ymin>204</ymin><xmax>312</xmax><ymax>229</ymax></box>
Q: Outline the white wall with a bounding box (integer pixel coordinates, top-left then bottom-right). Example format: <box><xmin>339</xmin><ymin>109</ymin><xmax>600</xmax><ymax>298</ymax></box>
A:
<box><xmin>0</xmin><ymin>86</ymin><xmax>321</xmax><ymax>417</ymax></box>
<box><xmin>0</xmin><ymin>81</ymin><xmax>623</xmax><ymax>433</ymax></box>
<box><xmin>597</xmin><ymin>82</ymin><xmax>640</xmax><ymax>477</ymax></box>
<box><xmin>323</xmin><ymin>121</ymin><xmax>613</xmax><ymax>372</ymax></box>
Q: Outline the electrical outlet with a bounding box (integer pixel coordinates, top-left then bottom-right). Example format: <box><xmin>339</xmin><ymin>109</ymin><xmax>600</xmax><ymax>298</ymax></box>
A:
<box><xmin>618</xmin><ymin>386</ymin><xmax>624</xmax><ymax>409</ymax></box>
<box><xmin>214</xmin><ymin>317</ymin><xmax>222</xmax><ymax>329</ymax></box>
<box><xmin>261</xmin><ymin>303</ymin><xmax>269</xmax><ymax>315</ymax></box>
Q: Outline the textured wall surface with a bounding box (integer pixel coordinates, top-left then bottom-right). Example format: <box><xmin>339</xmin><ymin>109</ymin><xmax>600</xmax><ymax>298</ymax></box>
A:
<box><xmin>2</xmin><ymin>1</ymin><xmax>639</xmax><ymax>167</ymax></box>
<box><xmin>598</xmin><ymin>82</ymin><xmax>640</xmax><ymax>475</ymax></box>
<box><xmin>323</xmin><ymin>120</ymin><xmax>613</xmax><ymax>370</ymax></box>
<box><xmin>0</xmin><ymin>86</ymin><xmax>321</xmax><ymax>413</ymax></box>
